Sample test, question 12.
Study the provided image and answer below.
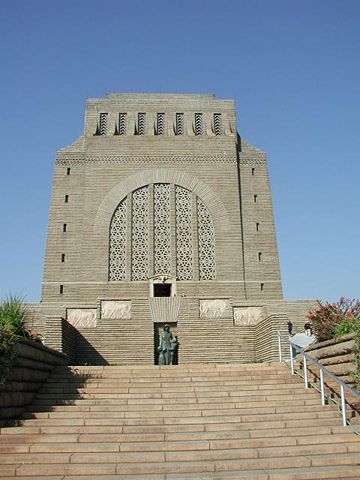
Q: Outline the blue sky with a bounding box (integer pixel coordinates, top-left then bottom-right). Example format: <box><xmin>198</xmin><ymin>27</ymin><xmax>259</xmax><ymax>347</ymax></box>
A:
<box><xmin>0</xmin><ymin>0</ymin><xmax>359</xmax><ymax>303</ymax></box>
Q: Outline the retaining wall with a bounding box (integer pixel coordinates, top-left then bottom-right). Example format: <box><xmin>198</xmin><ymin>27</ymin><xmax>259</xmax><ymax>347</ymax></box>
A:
<box><xmin>300</xmin><ymin>333</ymin><xmax>359</xmax><ymax>416</ymax></box>
<box><xmin>0</xmin><ymin>339</ymin><xmax>68</xmax><ymax>424</ymax></box>
<box><xmin>304</xmin><ymin>333</ymin><xmax>357</xmax><ymax>382</ymax></box>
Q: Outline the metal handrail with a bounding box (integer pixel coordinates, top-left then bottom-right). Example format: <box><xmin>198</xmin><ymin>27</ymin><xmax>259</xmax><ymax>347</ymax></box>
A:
<box><xmin>278</xmin><ymin>331</ymin><xmax>360</xmax><ymax>427</ymax></box>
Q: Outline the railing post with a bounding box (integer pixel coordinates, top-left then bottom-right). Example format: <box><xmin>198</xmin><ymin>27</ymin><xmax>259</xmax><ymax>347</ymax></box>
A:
<box><xmin>303</xmin><ymin>355</ymin><xmax>308</xmax><ymax>388</ymax></box>
<box><xmin>278</xmin><ymin>333</ymin><xmax>282</xmax><ymax>363</ymax></box>
<box><xmin>289</xmin><ymin>343</ymin><xmax>294</xmax><ymax>375</ymax></box>
<box><xmin>340</xmin><ymin>384</ymin><xmax>347</xmax><ymax>427</ymax></box>
<box><xmin>320</xmin><ymin>368</ymin><xmax>325</xmax><ymax>406</ymax></box>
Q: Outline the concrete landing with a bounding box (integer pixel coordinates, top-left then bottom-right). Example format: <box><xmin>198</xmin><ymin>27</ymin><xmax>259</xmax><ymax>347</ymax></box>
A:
<box><xmin>291</xmin><ymin>332</ymin><xmax>316</xmax><ymax>349</ymax></box>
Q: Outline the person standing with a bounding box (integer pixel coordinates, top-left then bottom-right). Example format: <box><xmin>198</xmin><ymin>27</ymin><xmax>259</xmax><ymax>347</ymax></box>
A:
<box><xmin>304</xmin><ymin>322</ymin><xmax>312</xmax><ymax>336</ymax></box>
<box><xmin>287</xmin><ymin>320</ymin><xmax>293</xmax><ymax>336</ymax></box>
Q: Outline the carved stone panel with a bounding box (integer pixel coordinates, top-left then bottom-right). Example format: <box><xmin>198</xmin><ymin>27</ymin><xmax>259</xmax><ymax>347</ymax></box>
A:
<box><xmin>149</xmin><ymin>296</ymin><xmax>181</xmax><ymax>323</ymax></box>
<box><xmin>233</xmin><ymin>307</ymin><xmax>266</xmax><ymax>326</ymax></box>
<box><xmin>67</xmin><ymin>309</ymin><xmax>97</xmax><ymax>328</ymax></box>
<box><xmin>101</xmin><ymin>300</ymin><xmax>131</xmax><ymax>319</ymax></box>
<box><xmin>200</xmin><ymin>299</ymin><xmax>230</xmax><ymax>318</ymax></box>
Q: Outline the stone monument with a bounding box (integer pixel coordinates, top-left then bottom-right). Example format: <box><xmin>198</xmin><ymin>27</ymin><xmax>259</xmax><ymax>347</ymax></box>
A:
<box><xmin>30</xmin><ymin>93</ymin><xmax>315</xmax><ymax>365</ymax></box>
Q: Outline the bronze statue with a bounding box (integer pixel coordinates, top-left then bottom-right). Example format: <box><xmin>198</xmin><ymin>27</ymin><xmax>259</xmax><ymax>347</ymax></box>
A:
<box><xmin>170</xmin><ymin>335</ymin><xmax>178</xmax><ymax>365</ymax></box>
<box><xmin>158</xmin><ymin>324</ymin><xmax>177</xmax><ymax>365</ymax></box>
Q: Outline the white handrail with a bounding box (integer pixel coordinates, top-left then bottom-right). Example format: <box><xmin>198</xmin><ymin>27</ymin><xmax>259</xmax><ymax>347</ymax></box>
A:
<box><xmin>303</xmin><ymin>355</ymin><xmax>308</xmax><ymax>388</ymax></box>
<box><xmin>320</xmin><ymin>369</ymin><xmax>325</xmax><ymax>406</ymax></box>
<box><xmin>278</xmin><ymin>331</ymin><xmax>360</xmax><ymax>427</ymax></box>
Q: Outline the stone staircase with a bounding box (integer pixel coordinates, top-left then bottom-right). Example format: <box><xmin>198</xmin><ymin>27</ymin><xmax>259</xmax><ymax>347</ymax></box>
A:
<box><xmin>0</xmin><ymin>363</ymin><xmax>360</xmax><ymax>479</ymax></box>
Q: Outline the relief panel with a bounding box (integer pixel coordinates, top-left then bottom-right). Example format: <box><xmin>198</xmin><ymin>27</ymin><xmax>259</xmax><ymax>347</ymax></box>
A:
<box><xmin>67</xmin><ymin>308</ymin><xmax>97</xmax><ymax>328</ymax></box>
<box><xmin>101</xmin><ymin>300</ymin><xmax>131</xmax><ymax>319</ymax></box>
<box><xmin>233</xmin><ymin>307</ymin><xmax>266</xmax><ymax>326</ymax></box>
<box><xmin>199</xmin><ymin>299</ymin><xmax>230</xmax><ymax>318</ymax></box>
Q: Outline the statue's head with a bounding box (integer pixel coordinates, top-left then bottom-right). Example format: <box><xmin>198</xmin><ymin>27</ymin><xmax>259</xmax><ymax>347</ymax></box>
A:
<box><xmin>164</xmin><ymin>324</ymin><xmax>170</xmax><ymax>331</ymax></box>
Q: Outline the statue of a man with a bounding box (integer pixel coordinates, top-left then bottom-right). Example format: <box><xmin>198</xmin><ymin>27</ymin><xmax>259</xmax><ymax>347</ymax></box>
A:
<box><xmin>158</xmin><ymin>324</ymin><xmax>173</xmax><ymax>365</ymax></box>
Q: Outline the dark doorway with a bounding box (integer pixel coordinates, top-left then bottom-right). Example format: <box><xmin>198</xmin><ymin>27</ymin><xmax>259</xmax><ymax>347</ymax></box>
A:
<box><xmin>153</xmin><ymin>283</ymin><xmax>171</xmax><ymax>297</ymax></box>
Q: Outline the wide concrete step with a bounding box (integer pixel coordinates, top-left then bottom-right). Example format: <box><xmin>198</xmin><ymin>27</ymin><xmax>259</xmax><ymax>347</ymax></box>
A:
<box><xmin>0</xmin><ymin>425</ymin><xmax>350</xmax><ymax>444</ymax></box>
<box><xmin>48</xmin><ymin>370</ymin><xmax>297</xmax><ymax>378</ymax></box>
<box><xmin>40</xmin><ymin>383</ymin><xmax>303</xmax><ymax>396</ymax></box>
<box><xmin>26</xmin><ymin>396</ymin><xmax>322</xmax><ymax>412</ymax></box>
<box><xmin>42</xmin><ymin>379</ymin><xmax>301</xmax><ymax>390</ymax></box>
<box><xmin>1</xmin><ymin>432</ymin><xmax>359</xmax><ymax>454</ymax></box>
<box><xmin>47</xmin><ymin>373</ymin><xmax>296</xmax><ymax>382</ymax></box>
<box><xmin>0</xmin><ymin>416</ymin><xmax>346</xmax><ymax>436</ymax></box>
<box><xmin>1</xmin><ymin>452</ymin><xmax>360</xmax><ymax>477</ymax></box>
<box><xmin>1</xmin><ymin>442</ymin><xmax>359</xmax><ymax>464</ymax></box>
<box><xmin>20</xmin><ymin>406</ymin><xmax>340</xmax><ymax>425</ymax></box>
<box><xmin>2</xmin><ymin>469</ymin><xmax>360</xmax><ymax>480</ymax></box>
<box><xmin>32</xmin><ymin>385</ymin><xmax>311</xmax><ymax>400</ymax></box>
<box><xmin>19</xmin><ymin>412</ymin><xmax>338</xmax><ymax>432</ymax></box>
<box><xmin>53</xmin><ymin>369</ymin><xmax>290</xmax><ymax>377</ymax></box>
<box><xmin>53</xmin><ymin>364</ymin><xmax>291</xmax><ymax>369</ymax></box>
<box><xmin>32</xmin><ymin>390</ymin><xmax>319</xmax><ymax>402</ymax></box>
<box><xmin>30</xmin><ymin>392</ymin><xmax>322</xmax><ymax>407</ymax></box>
<box><xmin>23</xmin><ymin>403</ymin><xmax>331</xmax><ymax>419</ymax></box>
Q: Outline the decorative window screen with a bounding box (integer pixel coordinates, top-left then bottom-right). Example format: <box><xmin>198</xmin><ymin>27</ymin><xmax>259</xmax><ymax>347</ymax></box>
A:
<box><xmin>99</xmin><ymin>113</ymin><xmax>108</xmax><ymax>135</ymax></box>
<box><xmin>213</xmin><ymin>113</ymin><xmax>222</xmax><ymax>136</ymax></box>
<box><xmin>109</xmin><ymin>184</ymin><xmax>215</xmax><ymax>281</ymax></box>
<box><xmin>175</xmin><ymin>113</ymin><xmax>184</xmax><ymax>135</ymax></box>
<box><xmin>197</xmin><ymin>198</ymin><xmax>216</xmax><ymax>280</ymax></box>
<box><xmin>137</xmin><ymin>113</ymin><xmax>146</xmax><ymax>135</ymax></box>
<box><xmin>175</xmin><ymin>186</ymin><xmax>193</xmax><ymax>280</ymax></box>
<box><xmin>119</xmin><ymin>113</ymin><xmax>127</xmax><ymax>135</ymax></box>
<box><xmin>94</xmin><ymin>113</ymin><xmax>108</xmax><ymax>135</ymax></box>
<box><xmin>157</xmin><ymin>113</ymin><xmax>165</xmax><ymax>135</ymax></box>
<box><xmin>131</xmin><ymin>187</ymin><xmax>149</xmax><ymax>280</ymax></box>
<box><xmin>109</xmin><ymin>199</ymin><xmax>127</xmax><ymax>280</ymax></box>
<box><xmin>154</xmin><ymin>184</ymin><xmax>171</xmax><ymax>275</ymax></box>
<box><xmin>194</xmin><ymin>113</ymin><xmax>203</xmax><ymax>135</ymax></box>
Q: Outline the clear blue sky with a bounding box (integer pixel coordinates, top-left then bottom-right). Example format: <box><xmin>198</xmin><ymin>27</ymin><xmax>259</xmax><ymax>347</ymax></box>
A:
<box><xmin>0</xmin><ymin>0</ymin><xmax>359</xmax><ymax>303</ymax></box>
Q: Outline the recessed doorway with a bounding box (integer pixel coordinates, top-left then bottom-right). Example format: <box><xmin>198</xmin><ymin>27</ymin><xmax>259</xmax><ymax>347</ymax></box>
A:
<box><xmin>154</xmin><ymin>322</ymin><xmax>178</xmax><ymax>365</ymax></box>
<box><xmin>153</xmin><ymin>283</ymin><xmax>171</xmax><ymax>297</ymax></box>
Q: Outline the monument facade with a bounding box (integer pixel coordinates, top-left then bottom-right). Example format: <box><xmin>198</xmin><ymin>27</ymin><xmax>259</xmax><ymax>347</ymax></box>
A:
<box><xmin>33</xmin><ymin>93</ymin><xmax>314</xmax><ymax>364</ymax></box>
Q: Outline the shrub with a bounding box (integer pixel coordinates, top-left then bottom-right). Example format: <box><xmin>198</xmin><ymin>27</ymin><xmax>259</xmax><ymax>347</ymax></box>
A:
<box><xmin>0</xmin><ymin>295</ymin><xmax>32</xmax><ymax>383</ymax></box>
<box><xmin>0</xmin><ymin>295</ymin><xmax>30</xmax><ymax>336</ymax></box>
<box><xmin>307</xmin><ymin>297</ymin><xmax>360</xmax><ymax>342</ymax></box>
<box><xmin>334</xmin><ymin>316</ymin><xmax>360</xmax><ymax>338</ymax></box>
